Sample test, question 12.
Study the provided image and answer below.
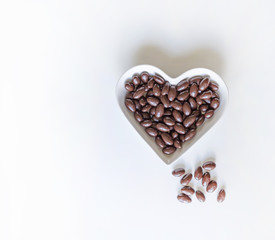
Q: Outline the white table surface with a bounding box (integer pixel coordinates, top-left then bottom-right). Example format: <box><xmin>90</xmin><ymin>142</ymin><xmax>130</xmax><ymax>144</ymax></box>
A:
<box><xmin>1</xmin><ymin>0</ymin><xmax>275</xmax><ymax>239</ymax></box>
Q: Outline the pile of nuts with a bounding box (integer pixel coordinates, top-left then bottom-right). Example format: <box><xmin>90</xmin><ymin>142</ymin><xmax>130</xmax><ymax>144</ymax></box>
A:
<box><xmin>172</xmin><ymin>161</ymin><xmax>226</xmax><ymax>203</ymax></box>
<box><xmin>124</xmin><ymin>72</ymin><xmax>220</xmax><ymax>155</ymax></box>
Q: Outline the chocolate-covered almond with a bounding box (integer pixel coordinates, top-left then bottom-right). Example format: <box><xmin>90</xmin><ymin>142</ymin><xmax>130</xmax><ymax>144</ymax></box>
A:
<box><xmin>177</xmin><ymin>193</ymin><xmax>192</xmax><ymax>203</ymax></box>
<box><xmin>139</xmin><ymin>97</ymin><xmax>147</xmax><ymax>106</ymax></box>
<box><xmin>155</xmin><ymin>136</ymin><xmax>166</xmax><ymax>148</ymax></box>
<box><xmin>172</xmin><ymin>168</ymin><xmax>185</xmax><ymax>177</ymax></box>
<box><xmin>161</xmin><ymin>133</ymin><xmax>174</xmax><ymax>145</ymax></box>
<box><xmin>180</xmin><ymin>173</ymin><xmax>192</xmax><ymax>185</ymax></box>
<box><xmin>202</xmin><ymin>172</ymin><xmax>211</xmax><ymax>187</ymax></box>
<box><xmin>140</xmin><ymin>120</ymin><xmax>152</xmax><ymax>127</ymax></box>
<box><xmin>153</xmin><ymin>84</ymin><xmax>161</xmax><ymax>97</ymax></box>
<box><xmin>132</xmin><ymin>76</ymin><xmax>141</xmax><ymax>86</ymax></box>
<box><xmin>189</xmin><ymin>98</ymin><xmax>197</xmax><ymax>110</ymax></box>
<box><xmin>163</xmin><ymin>116</ymin><xmax>175</xmax><ymax>126</ymax></box>
<box><xmin>163</xmin><ymin>146</ymin><xmax>176</xmax><ymax>155</ymax></box>
<box><xmin>210</xmin><ymin>98</ymin><xmax>220</xmax><ymax>109</ymax></box>
<box><xmin>133</xmin><ymin>86</ymin><xmax>145</xmax><ymax>99</ymax></box>
<box><xmin>196</xmin><ymin>96</ymin><xmax>204</xmax><ymax>105</ymax></box>
<box><xmin>174</xmin><ymin>138</ymin><xmax>182</xmax><ymax>149</ymax></box>
<box><xmin>199</xmin><ymin>77</ymin><xmax>210</xmax><ymax>91</ymax></box>
<box><xmin>182</xmin><ymin>102</ymin><xmax>192</xmax><ymax>116</ymax></box>
<box><xmin>172</xmin><ymin>110</ymin><xmax>183</xmax><ymax>122</ymax></box>
<box><xmin>217</xmin><ymin>189</ymin><xmax>226</xmax><ymax>203</ymax></box>
<box><xmin>179</xmin><ymin>134</ymin><xmax>185</xmax><ymax>142</ymax></box>
<box><xmin>205</xmin><ymin>109</ymin><xmax>214</xmax><ymax>119</ymax></box>
<box><xmin>181</xmin><ymin>186</ymin><xmax>195</xmax><ymax>195</ymax></box>
<box><xmin>177</xmin><ymin>90</ymin><xmax>189</xmax><ymax>102</ymax></box>
<box><xmin>171</xmin><ymin>100</ymin><xmax>182</xmax><ymax>111</ymax></box>
<box><xmin>194</xmin><ymin>166</ymin><xmax>203</xmax><ymax>180</ymax></box>
<box><xmin>125</xmin><ymin>99</ymin><xmax>136</xmax><ymax>112</ymax></box>
<box><xmin>161</xmin><ymin>82</ymin><xmax>170</xmax><ymax>95</ymax></box>
<box><xmin>125</xmin><ymin>82</ymin><xmax>134</xmax><ymax>91</ymax></box>
<box><xmin>176</xmin><ymin>79</ymin><xmax>189</xmax><ymax>91</ymax></box>
<box><xmin>190</xmin><ymin>83</ymin><xmax>199</xmax><ymax>97</ymax></box>
<box><xmin>140</xmin><ymin>72</ymin><xmax>149</xmax><ymax>83</ymax></box>
<box><xmin>174</xmin><ymin>123</ymin><xmax>186</xmax><ymax>134</ymax></box>
<box><xmin>150</xmin><ymin>107</ymin><xmax>156</xmax><ymax>115</ymax></box>
<box><xmin>189</xmin><ymin>76</ymin><xmax>202</xmax><ymax>84</ymax></box>
<box><xmin>168</xmin><ymin>86</ymin><xmax>177</xmax><ymax>101</ymax></box>
<box><xmin>209</xmin><ymin>82</ymin><xmax>219</xmax><ymax>91</ymax></box>
<box><xmin>199</xmin><ymin>90</ymin><xmax>212</xmax><ymax>100</ymax></box>
<box><xmin>184</xmin><ymin>129</ymin><xmax>196</xmax><ymax>141</ymax></box>
<box><xmin>141</xmin><ymin>104</ymin><xmax>152</xmax><ymax>113</ymax></box>
<box><xmin>207</xmin><ymin>180</ymin><xmax>217</xmax><ymax>193</ymax></box>
<box><xmin>196</xmin><ymin>190</ymin><xmax>206</xmax><ymax>202</ymax></box>
<box><xmin>154</xmin><ymin>75</ymin><xmax>165</xmax><ymax>85</ymax></box>
<box><xmin>160</xmin><ymin>95</ymin><xmax>170</xmax><ymax>108</ymax></box>
<box><xmin>134</xmin><ymin>100</ymin><xmax>141</xmax><ymax>111</ymax></box>
<box><xmin>156</xmin><ymin>123</ymin><xmax>170</xmax><ymax>132</ymax></box>
<box><xmin>145</xmin><ymin>127</ymin><xmax>158</xmax><ymax>137</ymax></box>
<box><xmin>202</xmin><ymin>161</ymin><xmax>216</xmax><ymax>171</ymax></box>
<box><xmin>147</xmin><ymin>78</ymin><xmax>155</xmax><ymax>89</ymax></box>
<box><xmin>171</xmin><ymin>131</ymin><xmax>178</xmax><ymax>139</ymax></box>
<box><xmin>155</xmin><ymin>104</ymin><xmax>164</xmax><ymax>118</ymax></box>
<box><xmin>196</xmin><ymin>115</ymin><xmax>205</xmax><ymax>127</ymax></box>
<box><xmin>183</xmin><ymin>115</ymin><xmax>196</xmax><ymax>128</ymax></box>
<box><xmin>200</xmin><ymin>104</ymin><xmax>208</xmax><ymax>113</ymax></box>
<box><xmin>147</xmin><ymin>97</ymin><xmax>159</xmax><ymax>107</ymax></box>
<box><xmin>134</xmin><ymin>111</ymin><xmax>143</xmax><ymax>122</ymax></box>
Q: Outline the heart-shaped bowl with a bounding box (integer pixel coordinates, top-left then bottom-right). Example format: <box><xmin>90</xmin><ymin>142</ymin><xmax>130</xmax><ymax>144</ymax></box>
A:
<box><xmin>116</xmin><ymin>65</ymin><xmax>228</xmax><ymax>165</ymax></box>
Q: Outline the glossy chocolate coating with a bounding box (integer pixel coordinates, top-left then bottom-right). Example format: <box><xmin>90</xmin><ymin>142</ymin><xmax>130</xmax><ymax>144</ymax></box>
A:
<box><xmin>124</xmin><ymin>73</ymin><xmax>220</xmax><ymax>155</ymax></box>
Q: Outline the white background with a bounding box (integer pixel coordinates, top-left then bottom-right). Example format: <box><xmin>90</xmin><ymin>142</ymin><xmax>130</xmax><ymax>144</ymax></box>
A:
<box><xmin>1</xmin><ymin>0</ymin><xmax>275</xmax><ymax>239</ymax></box>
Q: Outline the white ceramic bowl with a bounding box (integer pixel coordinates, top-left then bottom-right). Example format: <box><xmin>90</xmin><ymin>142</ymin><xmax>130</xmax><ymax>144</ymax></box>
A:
<box><xmin>116</xmin><ymin>65</ymin><xmax>228</xmax><ymax>165</ymax></box>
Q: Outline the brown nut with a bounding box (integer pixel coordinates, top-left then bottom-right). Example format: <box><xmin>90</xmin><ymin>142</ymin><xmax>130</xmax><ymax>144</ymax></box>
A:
<box><xmin>194</xmin><ymin>166</ymin><xmax>203</xmax><ymax>180</ymax></box>
<box><xmin>199</xmin><ymin>77</ymin><xmax>210</xmax><ymax>91</ymax></box>
<box><xmin>202</xmin><ymin>172</ymin><xmax>211</xmax><ymax>187</ymax></box>
<box><xmin>163</xmin><ymin>146</ymin><xmax>176</xmax><ymax>155</ymax></box>
<box><xmin>125</xmin><ymin>99</ymin><xmax>136</xmax><ymax>112</ymax></box>
<box><xmin>180</xmin><ymin>173</ymin><xmax>192</xmax><ymax>185</ymax></box>
<box><xmin>168</xmin><ymin>86</ymin><xmax>177</xmax><ymax>101</ymax></box>
<box><xmin>196</xmin><ymin>190</ymin><xmax>206</xmax><ymax>202</ymax></box>
<box><xmin>177</xmin><ymin>193</ymin><xmax>192</xmax><ymax>203</ymax></box>
<box><xmin>161</xmin><ymin>133</ymin><xmax>174</xmax><ymax>146</ymax></box>
<box><xmin>155</xmin><ymin>136</ymin><xmax>166</xmax><ymax>148</ymax></box>
<box><xmin>217</xmin><ymin>189</ymin><xmax>226</xmax><ymax>203</ymax></box>
<box><xmin>145</xmin><ymin>127</ymin><xmax>158</xmax><ymax>137</ymax></box>
<box><xmin>181</xmin><ymin>186</ymin><xmax>195</xmax><ymax>195</ymax></box>
<box><xmin>176</xmin><ymin>79</ymin><xmax>189</xmax><ymax>91</ymax></box>
<box><xmin>206</xmin><ymin>180</ymin><xmax>218</xmax><ymax>193</ymax></box>
<box><xmin>172</xmin><ymin>168</ymin><xmax>185</xmax><ymax>177</ymax></box>
<box><xmin>202</xmin><ymin>161</ymin><xmax>216</xmax><ymax>171</ymax></box>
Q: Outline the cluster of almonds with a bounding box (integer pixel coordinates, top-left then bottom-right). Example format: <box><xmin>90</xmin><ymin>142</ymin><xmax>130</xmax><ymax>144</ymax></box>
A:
<box><xmin>124</xmin><ymin>72</ymin><xmax>220</xmax><ymax>155</ymax></box>
<box><xmin>172</xmin><ymin>161</ymin><xmax>226</xmax><ymax>203</ymax></box>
